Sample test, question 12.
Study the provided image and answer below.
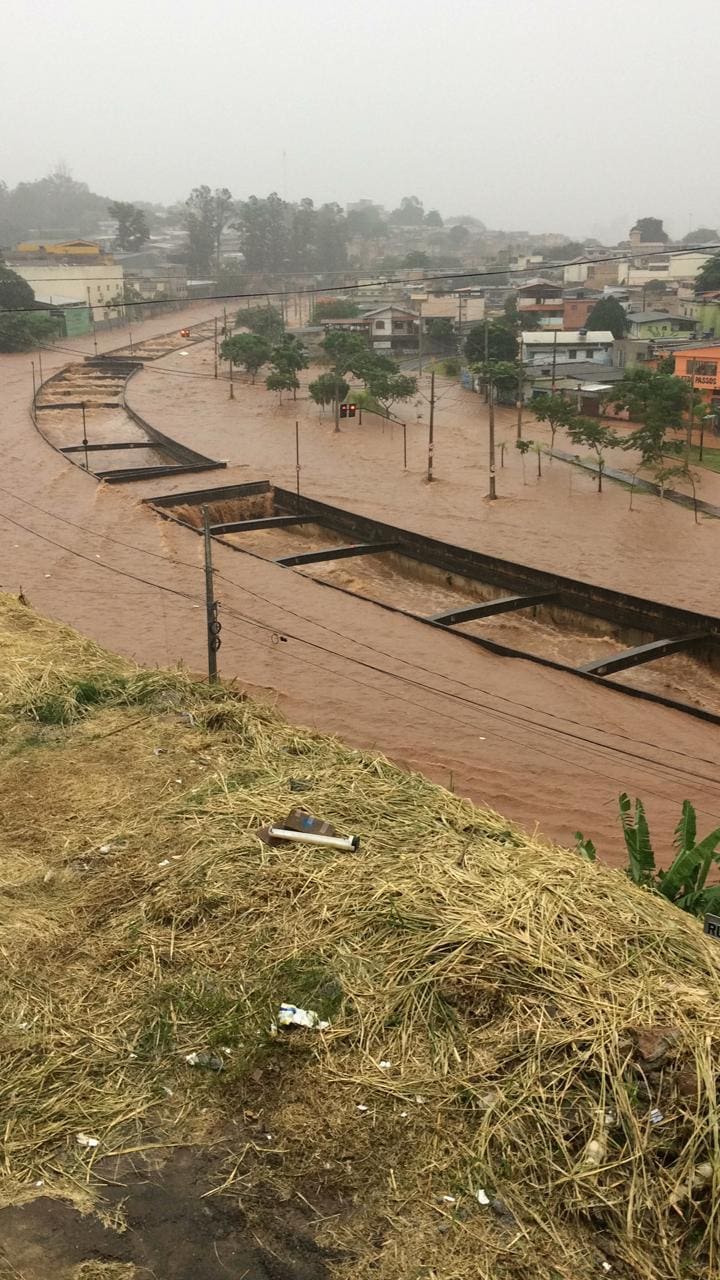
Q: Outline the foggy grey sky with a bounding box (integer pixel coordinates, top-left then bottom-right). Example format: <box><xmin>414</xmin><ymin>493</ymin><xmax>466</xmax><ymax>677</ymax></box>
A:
<box><xmin>2</xmin><ymin>0</ymin><xmax>718</xmax><ymax>240</ymax></box>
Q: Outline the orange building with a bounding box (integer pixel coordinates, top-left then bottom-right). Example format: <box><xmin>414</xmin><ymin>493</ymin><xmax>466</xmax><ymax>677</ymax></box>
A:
<box><xmin>672</xmin><ymin>345</ymin><xmax>720</xmax><ymax>408</ymax></box>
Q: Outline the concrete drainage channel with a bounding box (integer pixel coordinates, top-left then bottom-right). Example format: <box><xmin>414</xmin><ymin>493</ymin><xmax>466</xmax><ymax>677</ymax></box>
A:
<box><xmin>146</xmin><ymin>480</ymin><xmax>720</xmax><ymax>725</ymax></box>
<box><xmin>32</xmin><ymin>320</ymin><xmax>226</xmax><ymax>483</ymax></box>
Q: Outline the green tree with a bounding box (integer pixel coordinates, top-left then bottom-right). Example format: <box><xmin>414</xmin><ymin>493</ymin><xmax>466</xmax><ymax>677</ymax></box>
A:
<box><xmin>108</xmin><ymin>201</ymin><xmax>149</xmax><ymax>251</ymax></box>
<box><xmin>0</xmin><ymin>265</ymin><xmax>56</xmax><ymax>351</ymax></box>
<box><xmin>0</xmin><ymin>264</ymin><xmax>36</xmax><ymax>310</ymax></box>
<box><xmin>448</xmin><ymin>224</ymin><xmax>470</xmax><ymax>248</ymax></box>
<box><xmin>236</xmin><ymin>304</ymin><xmax>284</xmax><ymax>342</ymax></box>
<box><xmin>403</xmin><ymin>251</ymin><xmax>430</xmax><ymax>268</ymax></box>
<box><xmin>220</xmin><ymin>332</ymin><xmax>271</xmax><ymax>382</ymax></box>
<box><xmin>695</xmin><ymin>252</ymin><xmax>720</xmax><ymax>294</ymax></box>
<box><xmin>364</xmin><ymin>370</ymin><xmax>417</xmax><ymax>415</ymax></box>
<box><xmin>632</xmin><ymin>217</ymin><xmax>668</xmax><ymax>243</ymax></box>
<box><xmin>269</xmin><ymin>334</ymin><xmax>308</xmax><ymax>400</ymax></box>
<box><xmin>308</xmin><ymin>371</ymin><xmax>349</xmax><ymax>412</ymax></box>
<box><xmin>567</xmin><ymin>416</ymin><xmax>616</xmax><ymax>491</ymax></box>
<box><xmin>532</xmin><ymin>392</ymin><xmax>578</xmax><ymax>453</ymax></box>
<box><xmin>389</xmin><ymin>195</ymin><xmax>424</xmax><ymax>226</ymax></box>
<box><xmin>611</xmin><ymin>368</ymin><xmax>693</xmax><ymax>461</ymax></box>
<box><xmin>424</xmin><ymin>209</ymin><xmax>443</xmax><ymax>228</ymax></box>
<box><xmin>265</xmin><ymin>367</ymin><xmax>298</xmax><ymax>401</ymax></box>
<box><xmin>465</xmin><ymin>320</ymin><xmax>517</xmax><ymax>363</ymax></box>
<box><xmin>184</xmin><ymin>185</ymin><xmax>234</xmax><ymax>275</ymax></box>
<box><xmin>427</xmin><ymin>317</ymin><xmax>454</xmax><ymax>343</ymax></box>
<box><xmin>585</xmin><ymin>296</ymin><xmax>628</xmax><ymax>338</ymax></box>
<box><xmin>682</xmin><ymin>227</ymin><xmax>718</xmax><ymax>245</ymax></box>
<box><xmin>321</xmin><ymin>329</ymin><xmax>369</xmax><ymax>373</ymax></box>
<box><xmin>311</xmin><ymin>299</ymin><xmax>360</xmax><ymax>322</ymax></box>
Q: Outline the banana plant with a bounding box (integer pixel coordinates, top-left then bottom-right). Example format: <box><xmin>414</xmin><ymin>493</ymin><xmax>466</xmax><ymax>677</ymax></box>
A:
<box><xmin>575</xmin><ymin>795</ymin><xmax>720</xmax><ymax>919</ymax></box>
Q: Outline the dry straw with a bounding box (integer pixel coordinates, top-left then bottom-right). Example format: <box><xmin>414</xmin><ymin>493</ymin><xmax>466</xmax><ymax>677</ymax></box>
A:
<box><xmin>1</xmin><ymin>593</ymin><xmax>719</xmax><ymax>1279</ymax></box>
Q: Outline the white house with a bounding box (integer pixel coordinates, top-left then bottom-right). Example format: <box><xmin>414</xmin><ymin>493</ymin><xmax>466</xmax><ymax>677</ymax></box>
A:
<box><xmin>521</xmin><ymin>329</ymin><xmax>615</xmax><ymax>367</ymax></box>
<box><xmin>363</xmin><ymin>305</ymin><xmax>419</xmax><ymax>351</ymax></box>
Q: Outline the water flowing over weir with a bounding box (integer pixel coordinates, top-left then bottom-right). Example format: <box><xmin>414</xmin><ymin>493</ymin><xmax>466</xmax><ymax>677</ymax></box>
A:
<box><xmin>146</xmin><ymin>481</ymin><xmax>720</xmax><ymax>723</ymax></box>
<box><xmin>31</xmin><ymin>320</ymin><xmax>226</xmax><ymax>483</ymax></box>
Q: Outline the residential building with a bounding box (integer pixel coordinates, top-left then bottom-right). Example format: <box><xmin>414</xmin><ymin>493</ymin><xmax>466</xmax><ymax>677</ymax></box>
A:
<box><xmin>410</xmin><ymin>289</ymin><xmax>485</xmax><ymax>326</ymax></box>
<box><xmin>33</xmin><ymin>295</ymin><xmax>92</xmax><ymax>338</ymax></box>
<box><xmin>676</xmin><ymin>293</ymin><xmax>720</xmax><ymax>339</ymax></box>
<box><xmin>363</xmin><ymin>305</ymin><xmax>419</xmax><ymax>352</ymax></box>
<box><xmin>528</xmin><ymin>361</ymin><xmax>625</xmax><ymax>414</ymax></box>
<box><xmin>8</xmin><ymin>240</ymin><xmax>125</xmax><ymax>321</ymax></box>
<box><xmin>618</xmin><ymin>250</ymin><xmax>713</xmax><ymax>289</ymax></box>
<box><xmin>562</xmin><ymin>294</ymin><xmax>599</xmax><ymax>329</ymax></box>
<box><xmin>671</xmin><ymin>344</ymin><xmax>720</xmax><ymax>410</ymax></box>
<box><xmin>624</xmin><ymin>310</ymin><xmax>695</xmax><ymax>339</ymax></box>
<box><xmin>516</xmin><ymin>278</ymin><xmax>563</xmax><ymax>328</ymax></box>
<box><xmin>521</xmin><ymin>329</ymin><xmax>614</xmax><ymax>367</ymax></box>
<box><xmin>563</xmin><ymin>256</ymin><xmax>623</xmax><ymax>288</ymax></box>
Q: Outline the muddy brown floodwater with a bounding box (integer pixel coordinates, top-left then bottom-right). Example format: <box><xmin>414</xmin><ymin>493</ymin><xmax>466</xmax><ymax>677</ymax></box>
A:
<box><xmin>2</xmin><ymin>311</ymin><xmax>720</xmax><ymax>866</ymax></box>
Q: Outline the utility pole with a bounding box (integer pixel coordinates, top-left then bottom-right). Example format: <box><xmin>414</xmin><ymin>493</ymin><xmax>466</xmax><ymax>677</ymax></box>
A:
<box><xmin>483</xmin><ymin>318</ymin><xmax>489</xmax><ymax>401</ymax></box>
<box><xmin>38</xmin><ymin>348</ymin><xmax>44</xmax><ymax>386</ymax></box>
<box><xmin>87</xmin><ymin>288</ymin><xmax>98</xmax><ymax>356</ymax></box>
<box><xmin>31</xmin><ymin>360</ymin><xmax>36</xmax><ymax>404</ymax></box>
<box><xmin>128</xmin><ymin>326</ymin><xmax>134</xmax><ymax>355</ymax></box>
<box><xmin>516</xmin><ymin>324</ymin><xmax>524</xmax><ymax>441</ymax></box>
<box><xmin>228</xmin><ymin>354</ymin><xmax>234</xmax><ymax>399</ymax></box>
<box><xmin>686</xmin><ymin>361</ymin><xmax>696</xmax><ymax>460</ymax></box>
<box><xmin>81</xmin><ymin>402</ymin><xmax>90</xmax><ymax>471</ymax></box>
<box><xmin>202</xmin><ymin>507</ymin><xmax>220</xmax><ymax>683</ymax></box>
<box><xmin>295</xmin><ymin>420</ymin><xmax>301</xmax><ymax>502</ymax></box>
<box><xmin>214</xmin><ymin>316</ymin><xmax>218</xmax><ymax>378</ymax></box>
<box><xmin>551</xmin><ymin>329</ymin><xmax>558</xmax><ymax>393</ymax></box>
<box><xmin>334</xmin><ymin>373</ymin><xmax>341</xmax><ymax>432</ymax></box>
<box><xmin>488</xmin><ymin>376</ymin><xmax>497</xmax><ymax>499</ymax></box>
<box><xmin>417</xmin><ymin>298</ymin><xmax>424</xmax><ymax>376</ymax></box>
<box><xmin>426</xmin><ymin>370</ymin><xmax>436</xmax><ymax>482</ymax></box>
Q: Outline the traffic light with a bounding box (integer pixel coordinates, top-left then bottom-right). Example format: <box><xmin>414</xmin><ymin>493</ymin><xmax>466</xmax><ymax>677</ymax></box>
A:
<box><xmin>339</xmin><ymin>403</ymin><xmax>357</xmax><ymax>419</ymax></box>
<box><xmin>339</xmin><ymin>403</ymin><xmax>348</xmax><ymax>419</ymax></box>
<box><xmin>348</xmin><ymin>403</ymin><xmax>357</xmax><ymax>418</ymax></box>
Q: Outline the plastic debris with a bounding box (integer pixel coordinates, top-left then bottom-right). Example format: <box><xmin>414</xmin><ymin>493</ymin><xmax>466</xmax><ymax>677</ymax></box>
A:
<box><xmin>34</xmin><ymin>1180</ymin><xmax>44</xmax><ymax>1188</ymax></box>
<box><xmin>440</xmin><ymin>1195</ymin><xmax>456</xmax><ymax>1204</ymax></box>
<box><xmin>601</xmin><ymin>1265</ymin><xmax>612</xmax><ymax>1274</ymax></box>
<box><xmin>399</xmin><ymin>1111</ymin><xmax>408</xmax><ymax>1118</ymax></box>
<box><xmin>76</xmin><ymin>1132</ymin><xmax>99</xmax><ymax>1148</ymax></box>
<box><xmin>476</xmin><ymin>1188</ymin><xmax>490</xmax><ymax>1205</ymax></box>
<box><xmin>582</xmin><ymin>1138</ymin><xmax>606</xmax><ymax>1168</ymax></box>
<box><xmin>649</xmin><ymin>1107</ymin><xmax>664</xmax><ymax>1125</ymax></box>
<box><xmin>158</xmin><ymin>860</ymin><xmax>170</xmax><ymax>868</ymax></box>
<box><xmin>356</xmin><ymin>1104</ymin><xmax>369</xmax><ymax>1113</ymax></box>
<box><xmin>415</xmin><ymin>1095</ymin><xmax>426</xmax><ymax>1104</ymax></box>
<box><xmin>153</xmin><ymin>747</ymin><xmax>167</xmax><ymax>756</ymax></box>
<box><xmin>378</xmin><ymin>1060</ymin><xmax>392</xmax><ymax>1069</ymax></box>
<box><xmin>185</xmin><ymin>1051</ymin><xmax>224</xmax><ymax>1071</ymax></box>
<box><xmin>259</xmin><ymin>807</ymin><xmax>360</xmax><ymax>853</ymax></box>
<box><xmin>99</xmin><ymin>844</ymin><xmax>112</xmax><ymax>854</ymax></box>
<box><xmin>277</xmin><ymin>1003</ymin><xmax>329</xmax><ymax>1031</ymax></box>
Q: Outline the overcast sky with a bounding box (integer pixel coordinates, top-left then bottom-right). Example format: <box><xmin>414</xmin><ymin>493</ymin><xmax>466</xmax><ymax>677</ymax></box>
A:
<box><xmin>2</xmin><ymin>0</ymin><xmax>718</xmax><ymax>240</ymax></box>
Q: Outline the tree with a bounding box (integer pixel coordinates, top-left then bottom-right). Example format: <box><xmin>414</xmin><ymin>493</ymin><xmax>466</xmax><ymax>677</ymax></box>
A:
<box><xmin>235</xmin><ymin>304</ymin><xmax>284</xmax><ymax>342</ymax></box>
<box><xmin>389</xmin><ymin>195</ymin><xmax>424</xmax><ymax>226</ymax></box>
<box><xmin>403</xmin><ymin>250</ymin><xmax>430</xmax><ymax>268</ymax></box>
<box><xmin>184</xmin><ymin>185</ymin><xmax>234</xmax><ymax>275</ymax></box>
<box><xmin>364</xmin><ymin>370</ymin><xmax>417</xmax><ymax>415</ymax></box>
<box><xmin>448</xmin><ymin>224</ymin><xmax>470</xmax><ymax>248</ymax></box>
<box><xmin>632</xmin><ymin>217</ymin><xmax>668</xmax><ymax>243</ymax></box>
<box><xmin>585</xmin><ymin>296</ymin><xmax>628</xmax><ymax>339</ymax></box>
<box><xmin>695</xmin><ymin>252</ymin><xmax>720</xmax><ymax>294</ymax></box>
<box><xmin>532</xmin><ymin>392</ymin><xmax>578</xmax><ymax>453</ymax></box>
<box><xmin>309</xmin><ymin>371</ymin><xmax>349</xmax><ymax>413</ymax></box>
<box><xmin>567</xmin><ymin>416</ymin><xmax>616</xmax><ymax>491</ymax></box>
<box><xmin>220</xmin><ymin>333</ymin><xmax>271</xmax><ymax>382</ymax></box>
<box><xmin>610</xmin><ymin>368</ymin><xmax>692</xmax><ymax>463</ymax></box>
<box><xmin>427</xmin><ymin>317</ymin><xmax>454</xmax><ymax>342</ymax></box>
<box><xmin>108</xmin><ymin>201</ymin><xmax>149</xmax><ymax>251</ymax></box>
<box><xmin>0</xmin><ymin>264</ymin><xmax>35</xmax><ymax>310</ymax></box>
<box><xmin>311</xmin><ymin>299</ymin><xmax>360</xmax><ymax>322</ymax></box>
<box><xmin>682</xmin><ymin>227</ymin><xmax>718</xmax><ymax>245</ymax></box>
<box><xmin>321</xmin><ymin>329</ymin><xmax>369</xmax><ymax>374</ymax></box>
<box><xmin>424</xmin><ymin>209</ymin><xmax>443</xmax><ymax>228</ymax></box>
<box><xmin>265</xmin><ymin>368</ymin><xmax>298</xmax><ymax>401</ymax></box>
<box><xmin>269</xmin><ymin>334</ymin><xmax>308</xmax><ymax>400</ymax></box>
<box><xmin>108</xmin><ymin>280</ymin><xmax>144</xmax><ymax>321</ymax></box>
<box><xmin>0</xmin><ymin>265</ymin><xmax>56</xmax><ymax>351</ymax></box>
<box><xmin>465</xmin><ymin>320</ymin><xmax>517</xmax><ymax>364</ymax></box>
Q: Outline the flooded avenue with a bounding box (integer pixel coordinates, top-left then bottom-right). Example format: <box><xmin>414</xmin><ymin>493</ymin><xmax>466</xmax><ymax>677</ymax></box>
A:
<box><xmin>2</xmin><ymin>309</ymin><xmax>719</xmax><ymax>865</ymax></box>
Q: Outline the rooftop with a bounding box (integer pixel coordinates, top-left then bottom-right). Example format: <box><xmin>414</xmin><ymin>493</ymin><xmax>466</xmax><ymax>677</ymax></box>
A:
<box><xmin>521</xmin><ymin>330</ymin><xmax>614</xmax><ymax>344</ymax></box>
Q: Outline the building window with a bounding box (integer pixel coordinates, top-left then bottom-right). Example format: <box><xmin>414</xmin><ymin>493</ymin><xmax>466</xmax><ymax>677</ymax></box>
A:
<box><xmin>568</xmin><ymin>350</ymin><xmax>577</xmax><ymax>360</ymax></box>
<box><xmin>375</xmin><ymin>320</ymin><xmax>385</xmax><ymax>330</ymax></box>
<box><xmin>691</xmin><ymin>360</ymin><xmax>717</xmax><ymax>377</ymax></box>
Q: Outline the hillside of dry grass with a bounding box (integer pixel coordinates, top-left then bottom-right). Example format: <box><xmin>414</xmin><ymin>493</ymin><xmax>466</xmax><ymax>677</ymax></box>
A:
<box><xmin>1</xmin><ymin>592</ymin><xmax>719</xmax><ymax>1280</ymax></box>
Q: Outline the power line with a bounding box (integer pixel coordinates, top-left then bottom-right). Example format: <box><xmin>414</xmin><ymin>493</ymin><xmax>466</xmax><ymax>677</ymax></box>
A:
<box><xmin>5</xmin><ymin>243</ymin><xmax>719</xmax><ymax>316</ymax></box>
<box><xmin>4</xmin><ymin>485</ymin><xmax>719</xmax><ymax>786</ymax></box>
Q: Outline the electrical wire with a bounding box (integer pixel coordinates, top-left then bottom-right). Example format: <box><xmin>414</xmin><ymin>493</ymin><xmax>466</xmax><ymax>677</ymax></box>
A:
<box><xmin>5</xmin><ymin>243</ymin><xmax>719</xmax><ymax>315</ymax></box>
<box><xmin>3</xmin><ymin>484</ymin><xmax>719</xmax><ymax>787</ymax></box>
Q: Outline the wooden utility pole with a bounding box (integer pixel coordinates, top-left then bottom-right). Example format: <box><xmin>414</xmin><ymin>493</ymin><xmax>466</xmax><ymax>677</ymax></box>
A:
<box><xmin>483</xmin><ymin>318</ymin><xmax>489</xmax><ymax>401</ymax></box>
<box><xmin>31</xmin><ymin>360</ymin><xmax>36</xmax><ymax>403</ymax></box>
<box><xmin>295</xmin><ymin>420</ymin><xmax>301</xmax><ymax>502</ymax></box>
<box><xmin>202</xmin><ymin>507</ymin><xmax>220</xmax><ymax>683</ymax></box>
<box><xmin>87</xmin><ymin>288</ymin><xmax>98</xmax><ymax>356</ymax></box>
<box><xmin>686</xmin><ymin>361</ymin><xmax>696</xmax><ymax>460</ymax></box>
<box><xmin>38</xmin><ymin>348</ymin><xmax>44</xmax><ymax>386</ymax></box>
<box><xmin>334</xmin><ymin>374</ymin><xmax>341</xmax><ymax>432</ymax></box>
<box><xmin>516</xmin><ymin>326</ymin><xmax>524</xmax><ymax>440</ymax></box>
<box><xmin>229</xmin><ymin>354</ymin><xmax>234</xmax><ymax>399</ymax></box>
<box><xmin>551</xmin><ymin>329</ymin><xmax>558</xmax><ymax>393</ymax></box>
<box><xmin>426</xmin><ymin>370</ymin><xmax>436</xmax><ymax>482</ymax></box>
<box><xmin>488</xmin><ymin>376</ymin><xmax>497</xmax><ymax>499</ymax></box>
<box><xmin>417</xmin><ymin>298</ymin><xmax>424</xmax><ymax>376</ymax></box>
<box><xmin>81</xmin><ymin>402</ymin><xmax>90</xmax><ymax>471</ymax></box>
<box><xmin>214</xmin><ymin>316</ymin><xmax>218</xmax><ymax>378</ymax></box>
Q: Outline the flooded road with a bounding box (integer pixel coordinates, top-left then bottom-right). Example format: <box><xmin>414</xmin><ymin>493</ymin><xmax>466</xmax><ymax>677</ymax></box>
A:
<box><xmin>2</xmin><ymin>312</ymin><xmax>720</xmax><ymax>866</ymax></box>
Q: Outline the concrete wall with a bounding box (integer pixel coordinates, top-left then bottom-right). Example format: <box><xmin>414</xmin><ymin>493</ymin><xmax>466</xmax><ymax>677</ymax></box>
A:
<box><xmin>13</xmin><ymin>262</ymin><xmax>125</xmax><ymax>319</ymax></box>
